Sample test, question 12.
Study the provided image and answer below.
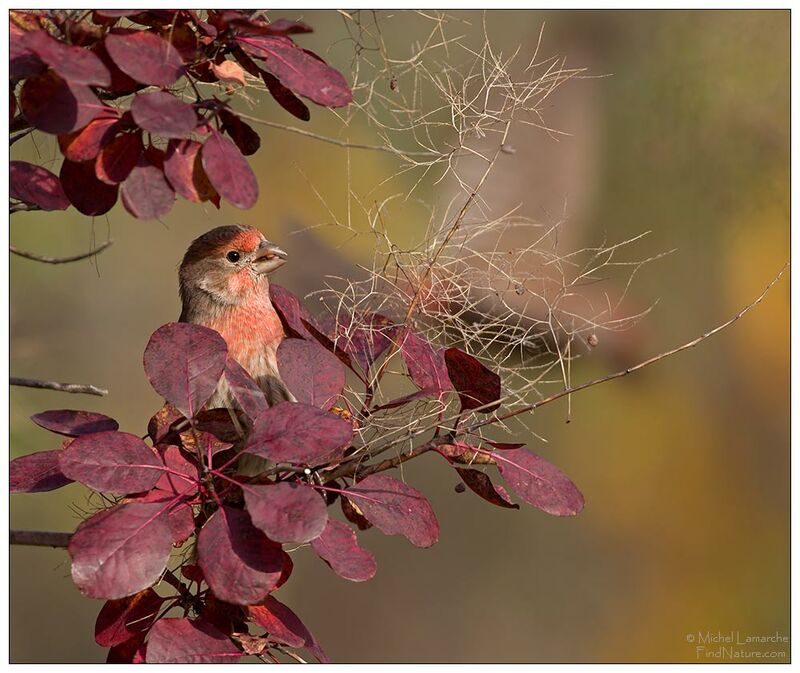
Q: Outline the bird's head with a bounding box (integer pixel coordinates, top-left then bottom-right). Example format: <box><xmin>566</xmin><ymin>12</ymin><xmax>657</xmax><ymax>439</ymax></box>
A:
<box><xmin>179</xmin><ymin>224</ymin><xmax>287</xmax><ymax>307</ymax></box>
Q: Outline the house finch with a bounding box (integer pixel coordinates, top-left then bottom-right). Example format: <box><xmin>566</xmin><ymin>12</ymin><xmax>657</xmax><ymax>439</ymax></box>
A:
<box><xmin>178</xmin><ymin>223</ymin><xmax>296</xmax><ymax>417</ymax></box>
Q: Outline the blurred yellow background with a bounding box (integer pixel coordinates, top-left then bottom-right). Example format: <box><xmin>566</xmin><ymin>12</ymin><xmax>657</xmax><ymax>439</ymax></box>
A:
<box><xmin>10</xmin><ymin>10</ymin><xmax>788</xmax><ymax>663</ymax></box>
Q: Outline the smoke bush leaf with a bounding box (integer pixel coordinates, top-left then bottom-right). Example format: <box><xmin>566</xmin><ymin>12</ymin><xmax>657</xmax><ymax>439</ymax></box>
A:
<box><xmin>59</xmin><ymin>430</ymin><xmax>164</xmax><ymax>494</ymax></box>
<box><xmin>455</xmin><ymin>468</ymin><xmax>519</xmax><ymax>510</ymax></box>
<box><xmin>262</xmin><ymin>71</ymin><xmax>310</xmax><ymax>121</ymax></box>
<box><xmin>94</xmin><ymin>588</ymin><xmax>163</xmax><ymax>647</ymax></box>
<box><xmin>244</xmin><ymin>482</ymin><xmax>328</xmax><ymax>544</ymax></box>
<box><xmin>163</xmin><ymin>138</ymin><xmax>218</xmax><ymax>203</ymax></box>
<box><xmin>247</xmin><ymin>596</ymin><xmax>328</xmax><ymax>662</ymax></box>
<box><xmin>223</xmin><ymin>357</ymin><xmax>269</xmax><ymax>420</ymax></box>
<box><xmin>95</xmin><ymin>131</ymin><xmax>141</xmax><ymax>184</ymax></box>
<box><xmin>121</xmin><ymin>157</ymin><xmax>175</xmax><ymax>220</ymax></box>
<box><xmin>20</xmin><ymin>70</ymin><xmax>102</xmax><ymax>134</ymax></box>
<box><xmin>444</xmin><ymin>347</ymin><xmax>502</xmax><ymax>412</ymax></box>
<box><xmin>22</xmin><ymin>29</ymin><xmax>110</xmax><ymax>86</ymax></box>
<box><xmin>311</xmin><ymin>519</ymin><xmax>377</xmax><ymax>582</ymax></box>
<box><xmin>60</xmin><ymin>158</ymin><xmax>119</xmax><ymax>215</ymax></box>
<box><xmin>10</xmin><ymin>450</ymin><xmax>73</xmax><ymax>493</ymax></box>
<box><xmin>401</xmin><ymin>330</ymin><xmax>452</xmax><ymax>393</ymax></box>
<box><xmin>346</xmin><ymin>474</ymin><xmax>440</xmax><ymax>548</ymax></box>
<box><xmin>68</xmin><ymin>501</ymin><xmax>173</xmax><ymax>599</ymax></box>
<box><xmin>495</xmin><ymin>447</ymin><xmax>585</xmax><ymax>516</ymax></box>
<box><xmin>58</xmin><ymin>116</ymin><xmax>120</xmax><ymax>162</ymax></box>
<box><xmin>143</xmin><ymin>322</ymin><xmax>228</xmax><ymax>418</ymax></box>
<box><xmin>277</xmin><ymin>338</ymin><xmax>344</xmax><ymax>410</ymax></box>
<box><xmin>130</xmin><ymin>90</ymin><xmax>197</xmax><ymax>139</ymax></box>
<box><xmin>105</xmin><ymin>29</ymin><xmax>184</xmax><ymax>86</ymax></box>
<box><xmin>10</xmin><ymin>161</ymin><xmax>69</xmax><ymax>211</ymax></box>
<box><xmin>244</xmin><ymin>401</ymin><xmax>353</xmax><ymax>466</ymax></box>
<box><xmin>31</xmin><ymin>408</ymin><xmax>119</xmax><ymax>441</ymax></box>
<box><xmin>146</xmin><ymin>618</ymin><xmax>242</xmax><ymax>664</ymax></box>
<box><xmin>201</xmin><ymin>130</ymin><xmax>258</xmax><ymax>209</ymax></box>
<box><xmin>198</xmin><ymin>506</ymin><xmax>287</xmax><ymax>605</ymax></box>
<box><xmin>269</xmin><ymin>284</ymin><xmax>318</xmax><ymax>340</ymax></box>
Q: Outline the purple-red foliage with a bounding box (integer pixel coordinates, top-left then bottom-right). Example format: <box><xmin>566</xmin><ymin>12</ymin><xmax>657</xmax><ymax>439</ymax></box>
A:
<box><xmin>10</xmin><ymin>10</ymin><xmax>353</xmax><ymax>218</ymax></box>
<box><xmin>15</xmin><ymin>282</ymin><xmax>586</xmax><ymax>661</ymax></box>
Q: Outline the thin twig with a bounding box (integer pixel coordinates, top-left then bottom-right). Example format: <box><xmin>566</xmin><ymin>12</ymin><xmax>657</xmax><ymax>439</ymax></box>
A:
<box><xmin>9</xmin><ymin>202</ymin><xmax>41</xmax><ymax>214</ymax></box>
<box><xmin>10</xmin><ymin>530</ymin><xmax>71</xmax><ymax>548</ymax></box>
<box><xmin>11</xmin><ymin>377</ymin><xmax>108</xmax><ymax>396</ymax></box>
<box><xmin>10</xmin><ymin>127</ymin><xmax>34</xmax><ymax>145</ymax></box>
<box><xmin>10</xmin><ymin>239</ymin><xmax>113</xmax><ymax>264</ymax></box>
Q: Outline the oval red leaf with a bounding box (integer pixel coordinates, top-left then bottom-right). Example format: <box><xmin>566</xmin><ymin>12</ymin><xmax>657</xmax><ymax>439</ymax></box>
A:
<box><xmin>494</xmin><ymin>448</ymin><xmax>585</xmax><ymax>516</ymax></box>
<box><xmin>455</xmin><ymin>467</ymin><xmax>519</xmax><ymax>510</ymax></box>
<box><xmin>20</xmin><ymin>70</ymin><xmax>102</xmax><ymax>134</ymax></box>
<box><xmin>244</xmin><ymin>482</ymin><xmax>328</xmax><ymax>543</ymax></box>
<box><xmin>22</xmin><ymin>29</ymin><xmax>111</xmax><ymax>86</ymax></box>
<box><xmin>95</xmin><ymin>131</ymin><xmax>142</xmax><ymax>184</ymax></box>
<box><xmin>60</xmin><ymin>158</ymin><xmax>119</xmax><ymax>215</ymax></box>
<box><xmin>246</xmin><ymin>596</ymin><xmax>312</xmax><ymax>649</ymax></box>
<box><xmin>201</xmin><ymin>130</ymin><xmax>258</xmax><ymax>209</ymax></box>
<box><xmin>120</xmin><ymin>158</ymin><xmax>175</xmax><ymax>220</ymax></box>
<box><xmin>31</xmin><ymin>409</ymin><xmax>119</xmax><ymax>436</ymax></box>
<box><xmin>197</xmin><ymin>507</ymin><xmax>286</xmax><ymax>605</ymax></box>
<box><xmin>401</xmin><ymin>330</ymin><xmax>452</xmax><ymax>393</ymax></box>
<box><xmin>277</xmin><ymin>338</ymin><xmax>345</xmax><ymax>410</ymax></box>
<box><xmin>69</xmin><ymin>501</ymin><xmax>174</xmax><ymax>599</ymax></box>
<box><xmin>95</xmin><ymin>588</ymin><xmax>164</xmax><ymax>647</ymax></box>
<box><xmin>346</xmin><ymin>474</ymin><xmax>439</xmax><ymax>548</ymax></box>
<box><xmin>143</xmin><ymin>322</ymin><xmax>228</xmax><ymax>418</ymax></box>
<box><xmin>310</xmin><ymin>519</ymin><xmax>377</xmax><ymax>582</ymax></box>
<box><xmin>163</xmin><ymin>138</ymin><xmax>217</xmax><ymax>202</ymax></box>
<box><xmin>244</xmin><ymin>401</ymin><xmax>353</xmax><ymax>466</ymax></box>
<box><xmin>262</xmin><ymin>71</ymin><xmax>310</xmax><ymax>121</ymax></box>
<box><xmin>58</xmin><ymin>116</ymin><xmax>120</xmax><ymax>162</ymax></box>
<box><xmin>59</xmin><ymin>430</ymin><xmax>164</xmax><ymax>494</ymax></box>
<box><xmin>219</xmin><ymin>109</ymin><xmax>260</xmax><ymax>156</ymax></box>
<box><xmin>223</xmin><ymin>357</ymin><xmax>269</xmax><ymax>420</ymax></box>
<box><xmin>130</xmin><ymin>90</ymin><xmax>197</xmax><ymax>138</ymax></box>
<box><xmin>236</xmin><ymin>35</ymin><xmax>352</xmax><ymax>107</ymax></box>
<box><xmin>146</xmin><ymin>618</ymin><xmax>242</xmax><ymax>664</ymax></box>
<box><xmin>444</xmin><ymin>347</ymin><xmax>501</xmax><ymax>412</ymax></box>
<box><xmin>10</xmin><ymin>161</ymin><xmax>69</xmax><ymax>211</ymax></box>
<box><xmin>104</xmin><ymin>30</ymin><xmax>184</xmax><ymax>86</ymax></box>
<box><xmin>10</xmin><ymin>450</ymin><xmax>73</xmax><ymax>493</ymax></box>
<box><xmin>269</xmin><ymin>283</ymin><xmax>318</xmax><ymax>340</ymax></box>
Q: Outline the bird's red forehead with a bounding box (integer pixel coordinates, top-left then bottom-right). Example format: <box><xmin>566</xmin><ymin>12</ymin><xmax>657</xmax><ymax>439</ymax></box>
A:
<box><xmin>226</xmin><ymin>228</ymin><xmax>264</xmax><ymax>253</ymax></box>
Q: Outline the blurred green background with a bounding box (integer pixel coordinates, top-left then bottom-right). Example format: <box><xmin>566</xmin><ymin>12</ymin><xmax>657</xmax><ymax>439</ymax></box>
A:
<box><xmin>10</xmin><ymin>10</ymin><xmax>788</xmax><ymax>663</ymax></box>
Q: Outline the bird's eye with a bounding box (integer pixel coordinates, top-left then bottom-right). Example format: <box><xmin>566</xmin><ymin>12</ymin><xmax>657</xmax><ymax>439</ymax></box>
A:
<box><xmin>226</xmin><ymin>250</ymin><xmax>241</xmax><ymax>263</ymax></box>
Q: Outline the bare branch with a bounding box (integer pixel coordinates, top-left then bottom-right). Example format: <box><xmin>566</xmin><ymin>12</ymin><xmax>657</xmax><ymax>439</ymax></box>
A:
<box><xmin>11</xmin><ymin>377</ymin><xmax>108</xmax><ymax>396</ymax></box>
<box><xmin>10</xmin><ymin>530</ymin><xmax>71</xmax><ymax>548</ymax></box>
<box><xmin>9</xmin><ymin>202</ymin><xmax>41</xmax><ymax>214</ymax></box>
<box><xmin>10</xmin><ymin>239</ymin><xmax>113</xmax><ymax>264</ymax></box>
<box><xmin>10</xmin><ymin>127</ymin><xmax>34</xmax><ymax>145</ymax></box>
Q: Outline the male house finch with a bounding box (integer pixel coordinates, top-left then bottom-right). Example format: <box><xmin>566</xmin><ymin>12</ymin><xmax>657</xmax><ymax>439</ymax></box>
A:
<box><xmin>178</xmin><ymin>224</ymin><xmax>295</xmax><ymax>412</ymax></box>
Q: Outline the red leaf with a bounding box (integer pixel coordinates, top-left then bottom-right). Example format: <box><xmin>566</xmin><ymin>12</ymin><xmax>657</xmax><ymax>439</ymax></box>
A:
<box><xmin>143</xmin><ymin>322</ymin><xmax>228</xmax><ymax>418</ymax></box>
<box><xmin>244</xmin><ymin>482</ymin><xmax>328</xmax><ymax>544</ymax></box>
<box><xmin>146</xmin><ymin>618</ymin><xmax>242</xmax><ymax>663</ymax></box>
<box><xmin>219</xmin><ymin>109</ymin><xmax>260</xmax><ymax>156</ymax></box>
<box><xmin>197</xmin><ymin>506</ymin><xmax>287</xmax><ymax>605</ymax></box>
<box><xmin>241</xmin><ymin>18</ymin><xmax>314</xmax><ymax>37</ymax></box>
<box><xmin>59</xmin><ymin>430</ymin><xmax>164</xmax><ymax>494</ymax></box>
<box><xmin>244</xmin><ymin>402</ymin><xmax>353</xmax><ymax>466</ymax></box>
<box><xmin>105</xmin><ymin>29</ymin><xmax>184</xmax><ymax>87</ymax></box>
<box><xmin>262</xmin><ymin>71</ymin><xmax>310</xmax><ymax>121</ymax></box>
<box><xmin>120</xmin><ymin>157</ymin><xmax>175</xmax><ymax>220</ymax></box>
<box><xmin>22</xmin><ymin>29</ymin><xmax>110</xmax><ymax>86</ymax></box>
<box><xmin>9</xmin><ymin>161</ymin><xmax>69</xmax><ymax>211</ymax></box>
<box><xmin>60</xmin><ymin>159</ymin><xmax>119</xmax><ymax>215</ymax></box>
<box><xmin>485</xmin><ymin>440</ymin><xmax>526</xmax><ymax>451</ymax></box>
<box><xmin>277</xmin><ymin>338</ymin><xmax>345</xmax><ymax>410</ymax></box>
<box><xmin>10</xmin><ymin>450</ymin><xmax>73</xmax><ymax>493</ymax></box>
<box><xmin>130</xmin><ymin>90</ymin><xmax>197</xmax><ymax>139</ymax></box>
<box><xmin>401</xmin><ymin>330</ymin><xmax>452</xmax><ymax>393</ymax></box>
<box><xmin>31</xmin><ymin>409</ymin><xmax>119</xmax><ymax>436</ymax></box>
<box><xmin>58</xmin><ymin>116</ymin><xmax>120</xmax><ymax>162</ymax></box>
<box><xmin>154</xmin><ymin>444</ymin><xmax>199</xmax><ymax>495</ymax></box>
<box><xmin>269</xmin><ymin>284</ymin><xmax>318</xmax><ymax>340</ymax></box>
<box><xmin>495</xmin><ymin>447</ymin><xmax>585</xmax><ymax>516</ymax></box>
<box><xmin>444</xmin><ymin>348</ymin><xmax>501</xmax><ymax>412</ymax></box>
<box><xmin>201</xmin><ymin>130</ymin><xmax>258</xmax><ymax>209</ymax></box>
<box><xmin>337</xmin><ymin>313</ymin><xmax>400</xmax><ymax>373</ymax></box>
<box><xmin>20</xmin><ymin>70</ymin><xmax>102</xmax><ymax>134</ymax></box>
<box><xmin>236</xmin><ymin>35</ymin><xmax>351</xmax><ymax>107</ymax></box>
<box><xmin>346</xmin><ymin>474</ymin><xmax>439</xmax><ymax>548</ymax></box>
<box><xmin>311</xmin><ymin>519</ymin><xmax>377</xmax><ymax>582</ymax></box>
<box><xmin>106</xmin><ymin>633</ymin><xmax>147</xmax><ymax>663</ymax></box>
<box><xmin>211</xmin><ymin>59</ymin><xmax>246</xmax><ymax>85</ymax></box>
<box><xmin>163</xmin><ymin>138</ymin><xmax>218</xmax><ymax>203</ymax></box>
<box><xmin>455</xmin><ymin>468</ymin><xmax>519</xmax><ymax>510</ymax></box>
<box><xmin>95</xmin><ymin>131</ymin><xmax>142</xmax><ymax>184</ymax></box>
<box><xmin>95</xmin><ymin>588</ymin><xmax>164</xmax><ymax>647</ymax></box>
<box><xmin>223</xmin><ymin>357</ymin><xmax>269</xmax><ymax>420</ymax></box>
<box><xmin>92</xmin><ymin>40</ymin><xmax>142</xmax><ymax>94</ymax></box>
<box><xmin>69</xmin><ymin>501</ymin><xmax>174</xmax><ymax>599</ymax></box>
<box><xmin>246</xmin><ymin>596</ymin><xmax>314</xmax><ymax>649</ymax></box>
<box><xmin>10</xmin><ymin>21</ymin><xmax>45</xmax><ymax>80</ymax></box>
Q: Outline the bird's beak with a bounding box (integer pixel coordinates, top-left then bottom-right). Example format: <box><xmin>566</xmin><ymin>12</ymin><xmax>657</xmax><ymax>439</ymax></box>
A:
<box><xmin>252</xmin><ymin>240</ymin><xmax>288</xmax><ymax>275</ymax></box>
